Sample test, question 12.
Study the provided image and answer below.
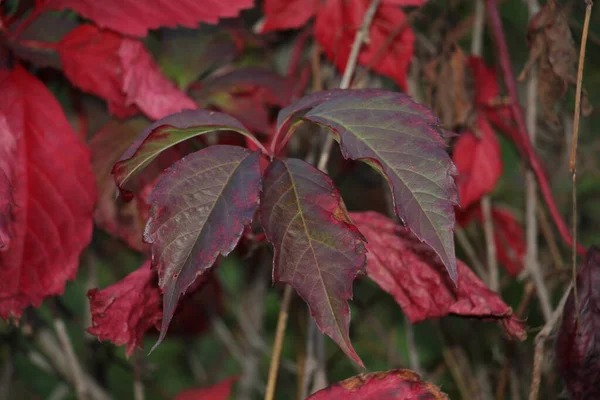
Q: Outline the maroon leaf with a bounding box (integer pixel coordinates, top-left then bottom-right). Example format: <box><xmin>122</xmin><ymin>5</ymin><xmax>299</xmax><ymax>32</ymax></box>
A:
<box><xmin>57</xmin><ymin>25</ymin><xmax>197</xmax><ymax>120</ymax></box>
<box><xmin>0</xmin><ymin>116</ymin><xmax>16</xmax><ymax>251</ymax></box>
<box><xmin>307</xmin><ymin>369</ymin><xmax>448</xmax><ymax>400</ymax></box>
<box><xmin>452</xmin><ymin>115</ymin><xmax>502</xmax><ymax>209</ymax></box>
<box><xmin>555</xmin><ymin>246</ymin><xmax>600</xmax><ymax>400</ymax></box>
<box><xmin>42</xmin><ymin>0</ymin><xmax>254</xmax><ymax>37</ymax></box>
<box><xmin>278</xmin><ymin>89</ymin><xmax>458</xmax><ymax>282</ymax></box>
<box><xmin>260</xmin><ymin>158</ymin><xmax>367</xmax><ymax>366</ymax></box>
<box><xmin>351</xmin><ymin>211</ymin><xmax>526</xmax><ymax>340</ymax></box>
<box><xmin>87</xmin><ymin>260</ymin><xmax>162</xmax><ymax>357</ymax></box>
<box><xmin>113</xmin><ymin>110</ymin><xmax>260</xmax><ymax>198</ymax></box>
<box><xmin>0</xmin><ymin>66</ymin><xmax>96</xmax><ymax>319</ymax></box>
<box><xmin>175</xmin><ymin>376</ymin><xmax>238</xmax><ymax>400</ymax></box>
<box><xmin>144</xmin><ymin>145</ymin><xmax>262</xmax><ymax>349</ymax></box>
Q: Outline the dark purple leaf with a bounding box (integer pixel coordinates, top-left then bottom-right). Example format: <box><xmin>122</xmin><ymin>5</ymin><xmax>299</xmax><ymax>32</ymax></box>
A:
<box><xmin>144</xmin><ymin>145</ymin><xmax>262</xmax><ymax>350</ymax></box>
<box><xmin>113</xmin><ymin>110</ymin><xmax>259</xmax><ymax>197</ymax></box>
<box><xmin>278</xmin><ymin>89</ymin><xmax>458</xmax><ymax>281</ymax></box>
<box><xmin>259</xmin><ymin>158</ymin><xmax>367</xmax><ymax>366</ymax></box>
<box><xmin>555</xmin><ymin>246</ymin><xmax>600</xmax><ymax>399</ymax></box>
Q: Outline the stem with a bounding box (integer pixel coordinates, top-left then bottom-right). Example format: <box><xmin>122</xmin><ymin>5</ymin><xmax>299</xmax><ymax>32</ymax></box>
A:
<box><xmin>485</xmin><ymin>0</ymin><xmax>584</xmax><ymax>254</ymax></box>
<box><xmin>264</xmin><ymin>286</ymin><xmax>294</xmax><ymax>400</ymax></box>
<box><xmin>481</xmin><ymin>197</ymin><xmax>499</xmax><ymax>292</ymax></box>
<box><xmin>568</xmin><ymin>0</ymin><xmax>593</xmax><ymax>330</ymax></box>
<box><xmin>317</xmin><ymin>0</ymin><xmax>382</xmax><ymax>171</ymax></box>
<box><xmin>54</xmin><ymin>319</ymin><xmax>90</xmax><ymax>400</ymax></box>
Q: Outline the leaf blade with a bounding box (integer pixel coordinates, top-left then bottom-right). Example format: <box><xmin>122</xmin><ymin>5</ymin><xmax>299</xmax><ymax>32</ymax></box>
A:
<box><xmin>144</xmin><ymin>145</ymin><xmax>262</xmax><ymax>349</ymax></box>
<box><xmin>260</xmin><ymin>158</ymin><xmax>366</xmax><ymax>366</ymax></box>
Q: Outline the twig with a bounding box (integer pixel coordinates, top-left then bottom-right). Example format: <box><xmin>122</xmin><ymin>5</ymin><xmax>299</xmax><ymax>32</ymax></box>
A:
<box><xmin>536</xmin><ymin>206</ymin><xmax>565</xmax><ymax>271</ymax></box>
<box><xmin>471</xmin><ymin>0</ymin><xmax>486</xmax><ymax>56</ymax></box>
<box><xmin>528</xmin><ymin>284</ymin><xmax>571</xmax><ymax>400</ymax></box>
<box><xmin>405</xmin><ymin>315</ymin><xmax>421</xmax><ymax>375</ymax></box>
<box><xmin>54</xmin><ymin>319</ymin><xmax>89</xmax><ymax>400</ymax></box>
<box><xmin>486</xmin><ymin>0</ymin><xmax>553</xmax><ymax>321</ymax></box>
<box><xmin>568</xmin><ymin>0</ymin><xmax>593</xmax><ymax>330</ymax></box>
<box><xmin>0</xmin><ymin>352</ymin><xmax>12</xmax><ymax>400</ymax></box>
<box><xmin>133</xmin><ymin>355</ymin><xmax>145</xmax><ymax>400</ymax></box>
<box><xmin>317</xmin><ymin>0</ymin><xmax>382</xmax><ymax>171</ymax></box>
<box><xmin>265</xmin><ymin>286</ymin><xmax>294</xmax><ymax>400</ymax></box>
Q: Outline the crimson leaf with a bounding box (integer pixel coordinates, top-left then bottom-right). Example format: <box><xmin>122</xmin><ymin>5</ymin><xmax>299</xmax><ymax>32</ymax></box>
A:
<box><xmin>113</xmin><ymin>110</ymin><xmax>261</xmax><ymax>198</ymax></box>
<box><xmin>175</xmin><ymin>376</ymin><xmax>238</xmax><ymax>400</ymax></box>
<box><xmin>0</xmin><ymin>116</ymin><xmax>16</xmax><ymax>251</ymax></box>
<box><xmin>260</xmin><ymin>158</ymin><xmax>367</xmax><ymax>366</ymax></box>
<box><xmin>278</xmin><ymin>89</ymin><xmax>458</xmax><ymax>281</ymax></box>
<box><xmin>307</xmin><ymin>369</ymin><xmax>448</xmax><ymax>400</ymax></box>
<box><xmin>144</xmin><ymin>145</ymin><xmax>262</xmax><ymax>350</ymax></box>
<box><xmin>556</xmin><ymin>246</ymin><xmax>600</xmax><ymax>399</ymax></box>
<box><xmin>351</xmin><ymin>211</ymin><xmax>526</xmax><ymax>340</ymax></box>
<box><xmin>0</xmin><ymin>66</ymin><xmax>96</xmax><ymax>319</ymax></box>
<box><xmin>42</xmin><ymin>0</ymin><xmax>254</xmax><ymax>37</ymax></box>
<box><xmin>87</xmin><ymin>260</ymin><xmax>162</xmax><ymax>357</ymax></box>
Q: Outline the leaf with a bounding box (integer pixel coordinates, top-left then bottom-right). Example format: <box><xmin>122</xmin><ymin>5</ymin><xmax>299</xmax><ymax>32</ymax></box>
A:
<box><xmin>113</xmin><ymin>110</ymin><xmax>259</xmax><ymax>198</ymax></box>
<box><xmin>57</xmin><ymin>25</ymin><xmax>197</xmax><ymax>120</ymax></box>
<box><xmin>159</xmin><ymin>26</ymin><xmax>239</xmax><ymax>90</ymax></box>
<box><xmin>282</xmin><ymin>89</ymin><xmax>458</xmax><ymax>281</ymax></box>
<box><xmin>0</xmin><ymin>116</ymin><xmax>16</xmax><ymax>251</ymax></box>
<box><xmin>351</xmin><ymin>211</ymin><xmax>526</xmax><ymax>340</ymax></box>
<box><xmin>42</xmin><ymin>0</ymin><xmax>255</xmax><ymax>37</ymax></box>
<box><xmin>556</xmin><ymin>246</ymin><xmax>600</xmax><ymax>400</ymax></box>
<box><xmin>260</xmin><ymin>158</ymin><xmax>367</xmax><ymax>366</ymax></box>
<box><xmin>87</xmin><ymin>260</ymin><xmax>162</xmax><ymax>357</ymax></box>
<box><xmin>90</xmin><ymin>117</ymin><xmax>152</xmax><ymax>251</ymax></box>
<box><xmin>307</xmin><ymin>369</ymin><xmax>448</xmax><ymax>400</ymax></box>
<box><xmin>175</xmin><ymin>376</ymin><xmax>238</xmax><ymax>400</ymax></box>
<box><xmin>315</xmin><ymin>0</ymin><xmax>417</xmax><ymax>90</ymax></box>
<box><xmin>144</xmin><ymin>145</ymin><xmax>262</xmax><ymax>349</ymax></box>
<box><xmin>452</xmin><ymin>115</ymin><xmax>502</xmax><ymax>209</ymax></box>
<box><xmin>192</xmin><ymin>67</ymin><xmax>296</xmax><ymax>134</ymax></box>
<box><xmin>0</xmin><ymin>66</ymin><xmax>96</xmax><ymax>319</ymax></box>
<box><xmin>261</xmin><ymin>0</ymin><xmax>320</xmax><ymax>32</ymax></box>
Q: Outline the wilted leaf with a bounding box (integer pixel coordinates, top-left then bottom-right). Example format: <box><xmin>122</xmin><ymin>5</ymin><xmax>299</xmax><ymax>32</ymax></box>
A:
<box><xmin>144</xmin><ymin>145</ymin><xmax>262</xmax><ymax>349</ymax></box>
<box><xmin>555</xmin><ymin>246</ymin><xmax>600</xmax><ymax>400</ymax></box>
<box><xmin>0</xmin><ymin>66</ymin><xmax>96</xmax><ymax>319</ymax></box>
<box><xmin>452</xmin><ymin>115</ymin><xmax>502</xmax><ymax>209</ymax></box>
<box><xmin>175</xmin><ymin>376</ymin><xmax>238</xmax><ymax>400</ymax></box>
<box><xmin>307</xmin><ymin>369</ymin><xmax>448</xmax><ymax>400</ymax></box>
<box><xmin>57</xmin><ymin>25</ymin><xmax>197</xmax><ymax>120</ymax></box>
<box><xmin>351</xmin><ymin>211</ymin><xmax>526</xmax><ymax>340</ymax></box>
<box><xmin>260</xmin><ymin>158</ymin><xmax>367</xmax><ymax>366</ymax></box>
<box><xmin>113</xmin><ymin>110</ymin><xmax>259</xmax><ymax>198</ymax></box>
<box><xmin>280</xmin><ymin>89</ymin><xmax>458</xmax><ymax>281</ymax></box>
<box><xmin>87</xmin><ymin>260</ymin><xmax>162</xmax><ymax>357</ymax></box>
<box><xmin>42</xmin><ymin>0</ymin><xmax>254</xmax><ymax>37</ymax></box>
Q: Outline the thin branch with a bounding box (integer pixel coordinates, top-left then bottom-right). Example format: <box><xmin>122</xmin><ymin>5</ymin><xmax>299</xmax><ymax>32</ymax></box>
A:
<box><xmin>456</xmin><ymin>228</ymin><xmax>489</xmax><ymax>282</ymax></box>
<box><xmin>568</xmin><ymin>0</ymin><xmax>593</xmax><ymax>330</ymax></box>
<box><xmin>404</xmin><ymin>315</ymin><xmax>421</xmax><ymax>375</ymax></box>
<box><xmin>0</xmin><ymin>352</ymin><xmax>12</xmax><ymax>400</ymax></box>
<box><xmin>54</xmin><ymin>319</ymin><xmax>90</xmax><ymax>400</ymax></box>
<box><xmin>528</xmin><ymin>284</ymin><xmax>571</xmax><ymax>400</ymax></box>
<box><xmin>486</xmin><ymin>0</ymin><xmax>553</xmax><ymax>321</ymax></box>
<box><xmin>265</xmin><ymin>286</ymin><xmax>294</xmax><ymax>400</ymax></box>
<box><xmin>317</xmin><ymin>0</ymin><xmax>382</xmax><ymax>171</ymax></box>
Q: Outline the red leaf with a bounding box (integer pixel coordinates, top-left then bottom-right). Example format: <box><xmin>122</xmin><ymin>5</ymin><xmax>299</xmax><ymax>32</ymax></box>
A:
<box><xmin>87</xmin><ymin>260</ymin><xmax>162</xmax><ymax>357</ymax></box>
<box><xmin>260</xmin><ymin>158</ymin><xmax>367</xmax><ymax>366</ymax></box>
<box><xmin>261</xmin><ymin>0</ymin><xmax>320</xmax><ymax>32</ymax></box>
<box><xmin>0</xmin><ymin>116</ymin><xmax>17</xmax><ymax>251</ymax></box>
<box><xmin>307</xmin><ymin>369</ymin><xmax>448</xmax><ymax>400</ymax></box>
<box><xmin>351</xmin><ymin>211</ymin><xmax>526</xmax><ymax>340</ymax></box>
<box><xmin>315</xmin><ymin>0</ymin><xmax>416</xmax><ymax>90</ymax></box>
<box><xmin>175</xmin><ymin>376</ymin><xmax>238</xmax><ymax>400</ymax></box>
<box><xmin>467</xmin><ymin>56</ymin><xmax>512</xmax><ymax>121</ymax></box>
<box><xmin>57</xmin><ymin>25</ymin><xmax>196</xmax><ymax>120</ymax></box>
<box><xmin>556</xmin><ymin>246</ymin><xmax>600</xmax><ymax>400</ymax></box>
<box><xmin>489</xmin><ymin>208</ymin><xmax>525</xmax><ymax>276</ymax></box>
<box><xmin>144</xmin><ymin>145</ymin><xmax>262</xmax><ymax>350</ymax></box>
<box><xmin>43</xmin><ymin>0</ymin><xmax>254</xmax><ymax>37</ymax></box>
<box><xmin>0</xmin><ymin>66</ymin><xmax>96</xmax><ymax>319</ymax></box>
<box><xmin>452</xmin><ymin>115</ymin><xmax>502</xmax><ymax>209</ymax></box>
